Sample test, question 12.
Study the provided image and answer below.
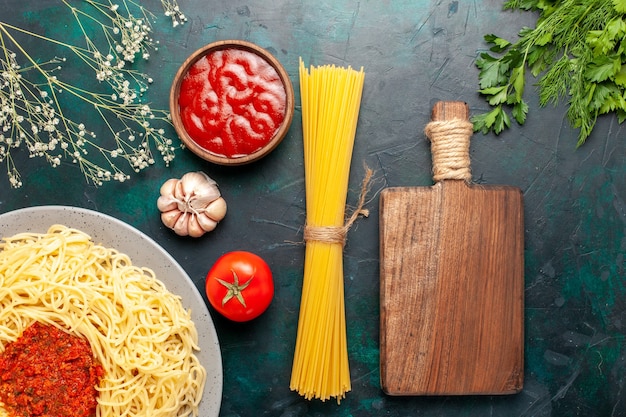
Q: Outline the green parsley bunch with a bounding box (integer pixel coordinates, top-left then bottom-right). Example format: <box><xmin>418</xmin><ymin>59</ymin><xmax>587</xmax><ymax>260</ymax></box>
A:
<box><xmin>473</xmin><ymin>0</ymin><xmax>626</xmax><ymax>146</ymax></box>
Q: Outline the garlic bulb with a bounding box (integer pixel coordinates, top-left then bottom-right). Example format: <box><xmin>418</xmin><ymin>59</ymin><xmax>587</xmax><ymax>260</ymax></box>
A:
<box><xmin>157</xmin><ymin>172</ymin><xmax>227</xmax><ymax>237</ymax></box>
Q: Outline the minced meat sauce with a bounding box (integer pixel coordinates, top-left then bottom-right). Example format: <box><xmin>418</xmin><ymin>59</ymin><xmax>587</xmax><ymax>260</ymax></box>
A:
<box><xmin>0</xmin><ymin>322</ymin><xmax>104</xmax><ymax>417</ymax></box>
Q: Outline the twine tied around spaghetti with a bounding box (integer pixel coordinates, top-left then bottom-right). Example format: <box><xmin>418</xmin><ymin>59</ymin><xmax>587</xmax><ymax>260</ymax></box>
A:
<box><xmin>424</xmin><ymin>118</ymin><xmax>474</xmax><ymax>182</ymax></box>
<box><xmin>303</xmin><ymin>167</ymin><xmax>373</xmax><ymax>247</ymax></box>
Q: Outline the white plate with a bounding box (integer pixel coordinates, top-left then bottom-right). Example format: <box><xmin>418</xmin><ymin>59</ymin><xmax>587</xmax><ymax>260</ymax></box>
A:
<box><xmin>0</xmin><ymin>205</ymin><xmax>223</xmax><ymax>417</ymax></box>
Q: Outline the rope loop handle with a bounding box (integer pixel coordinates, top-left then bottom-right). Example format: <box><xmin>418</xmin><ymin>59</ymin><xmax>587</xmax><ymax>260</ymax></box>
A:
<box><xmin>424</xmin><ymin>119</ymin><xmax>473</xmax><ymax>182</ymax></box>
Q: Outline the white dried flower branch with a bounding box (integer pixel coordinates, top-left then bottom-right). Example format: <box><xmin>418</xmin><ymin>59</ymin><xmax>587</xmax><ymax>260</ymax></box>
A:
<box><xmin>161</xmin><ymin>0</ymin><xmax>188</xmax><ymax>27</ymax></box>
<box><xmin>0</xmin><ymin>0</ymin><xmax>186</xmax><ymax>188</ymax></box>
<box><xmin>75</xmin><ymin>0</ymin><xmax>157</xmax><ymax>63</ymax></box>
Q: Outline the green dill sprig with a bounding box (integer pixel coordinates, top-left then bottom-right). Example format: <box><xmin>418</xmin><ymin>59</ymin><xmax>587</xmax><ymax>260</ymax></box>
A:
<box><xmin>473</xmin><ymin>0</ymin><xmax>626</xmax><ymax>146</ymax></box>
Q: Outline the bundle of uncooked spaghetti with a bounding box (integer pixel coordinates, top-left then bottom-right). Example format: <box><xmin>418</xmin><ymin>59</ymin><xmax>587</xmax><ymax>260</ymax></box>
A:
<box><xmin>290</xmin><ymin>58</ymin><xmax>365</xmax><ymax>403</ymax></box>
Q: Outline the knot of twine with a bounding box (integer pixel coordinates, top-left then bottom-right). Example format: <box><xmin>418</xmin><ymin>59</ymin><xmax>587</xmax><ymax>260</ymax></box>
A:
<box><xmin>303</xmin><ymin>167</ymin><xmax>373</xmax><ymax>247</ymax></box>
<box><xmin>424</xmin><ymin>119</ymin><xmax>474</xmax><ymax>182</ymax></box>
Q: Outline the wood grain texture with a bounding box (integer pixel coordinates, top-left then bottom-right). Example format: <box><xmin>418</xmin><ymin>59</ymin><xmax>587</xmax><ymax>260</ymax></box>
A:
<box><xmin>379</xmin><ymin>102</ymin><xmax>524</xmax><ymax>396</ymax></box>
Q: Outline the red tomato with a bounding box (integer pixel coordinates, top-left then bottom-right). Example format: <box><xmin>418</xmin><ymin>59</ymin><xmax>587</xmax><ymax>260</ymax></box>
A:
<box><xmin>205</xmin><ymin>251</ymin><xmax>274</xmax><ymax>322</ymax></box>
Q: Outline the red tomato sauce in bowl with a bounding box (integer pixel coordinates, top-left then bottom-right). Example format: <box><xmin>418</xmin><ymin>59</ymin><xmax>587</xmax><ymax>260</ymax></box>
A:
<box><xmin>0</xmin><ymin>322</ymin><xmax>104</xmax><ymax>417</ymax></box>
<box><xmin>171</xmin><ymin>41</ymin><xmax>294</xmax><ymax>165</ymax></box>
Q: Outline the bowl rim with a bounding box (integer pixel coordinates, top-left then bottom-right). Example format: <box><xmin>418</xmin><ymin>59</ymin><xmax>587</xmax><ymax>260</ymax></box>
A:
<box><xmin>169</xmin><ymin>40</ymin><xmax>295</xmax><ymax>166</ymax></box>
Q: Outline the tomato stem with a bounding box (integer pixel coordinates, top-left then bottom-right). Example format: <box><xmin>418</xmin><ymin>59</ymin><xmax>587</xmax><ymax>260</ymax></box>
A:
<box><xmin>216</xmin><ymin>269</ymin><xmax>253</xmax><ymax>307</ymax></box>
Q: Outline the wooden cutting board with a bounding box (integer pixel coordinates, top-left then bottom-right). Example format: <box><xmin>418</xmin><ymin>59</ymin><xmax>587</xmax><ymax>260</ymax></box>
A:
<box><xmin>379</xmin><ymin>101</ymin><xmax>524</xmax><ymax>396</ymax></box>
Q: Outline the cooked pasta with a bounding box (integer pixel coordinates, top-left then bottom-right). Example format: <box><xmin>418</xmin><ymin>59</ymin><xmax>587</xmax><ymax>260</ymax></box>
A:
<box><xmin>0</xmin><ymin>225</ymin><xmax>206</xmax><ymax>417</ymax></box>
<box><xmin>290</xmin><ymin>58</ymin><xmax>365</xmax><ymax>403</ymax></box>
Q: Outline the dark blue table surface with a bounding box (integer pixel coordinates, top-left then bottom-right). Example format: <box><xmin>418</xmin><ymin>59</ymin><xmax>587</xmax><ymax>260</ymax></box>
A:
<box><xmin>0</xmin><ymin>1</ymin><xmax>624</xmax><ymax>416</ymax></box>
